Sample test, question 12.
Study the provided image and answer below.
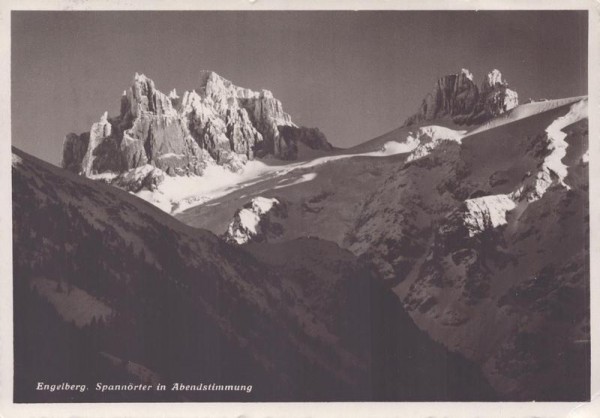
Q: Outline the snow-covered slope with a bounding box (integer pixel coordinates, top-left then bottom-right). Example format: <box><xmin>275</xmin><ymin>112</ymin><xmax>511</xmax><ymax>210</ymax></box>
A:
<box><xmin>346</xmin><ymin>98</ymin><xmax>590</xmax><ymax>400</ymax></box>
<box><xmin>12</xmin><ymin>146</ymin><xmax>493</xmax><ymax>401</ymax></box>
<box><xmin>467</xmin><ymin>95</ymin><xmax>586</xmax><ymax>136</ymax></box>
<box><xmin>131</xmin><ymin>130</ymin><xmax>453</xmax><ymax>213</ymax></box>
<box><xmin>179</xmin><ymin>97</ymin><xmax>584</xmax><ymax>239</ymax></box>
<box><xmin>178</xmin><ymin>96</ymin><xmax>589</xmax><ymax>400</ymax></box>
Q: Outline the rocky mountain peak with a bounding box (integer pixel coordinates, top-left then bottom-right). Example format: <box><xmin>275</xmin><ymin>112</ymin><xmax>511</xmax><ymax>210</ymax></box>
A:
<box><xmin>125</xmin><ymin>72</ymin><xmax>177</xmax><ymax>118</ymax></box>
<box><xmin>198</xmin><ymin>70</ymin><xmax>232</xmax><ymax>96</ymax></box>
<box><xmin>99</xmin><ymin>111</ymin><xmax>109</xmax><ymax>123</ymax></box>
<box><xmin>484</xmin><ymin>69</ymin><xmax>506</xmax><ymax>88</ymax></box>
<box><xmin>198</xmin><ymin>69</ymin><xmax>223</xmax><ymax>86</ymax></box>
<box><xmin>197</xmin><ymin>70</ymin><xmax>258</xmax><ymax>101</ymax></box>
<box><xmin>405</xmin><ymin>68</ymin><xmax>519</xmax><ymax>126</ymax></box>
<box><xmin>62</xmin><ymin>71</ymin><xmax>333</xmax><ymax>191</ymax></box>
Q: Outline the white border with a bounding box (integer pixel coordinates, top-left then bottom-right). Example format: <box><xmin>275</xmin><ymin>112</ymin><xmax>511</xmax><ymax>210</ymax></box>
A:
<box><xmin>1</xmin><ymin>1</ymin><xmax>598</xmax><ymax>417</ymax></box>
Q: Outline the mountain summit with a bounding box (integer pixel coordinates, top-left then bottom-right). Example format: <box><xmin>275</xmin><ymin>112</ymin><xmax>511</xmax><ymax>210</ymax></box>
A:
<box><xmin>62</xmin><ymin>72</ymin><xmax>332</xmax><ymax>186</ymax></box>
<box><xmin>405</xmin><ymin>69</ymin><xmax>518</xmax><ymax>126</ymax></box>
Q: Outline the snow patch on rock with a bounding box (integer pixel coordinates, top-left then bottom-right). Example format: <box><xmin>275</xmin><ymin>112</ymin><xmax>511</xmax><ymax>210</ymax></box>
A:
<box><xmin>224</xmin><ymin>197</ymin><xmax>281</xmax><ymax>244</ymax></box>
<box><xmin>168</xmin><ymin>89</ymin><xmax>179</xmax><ymax>100</ymax></box>
<box><xmin>406</xmin><ymin>126</ymin><xmax>467</xmax><ymax>162</ymax></box>
<box><xmin>485</xmin><ymin>69</ymin><xmax>504</xmax><ymax>87</ymax></box>
<box><xmin>157</xmin><ymin>153</ymin><xmax>185</xmax><ymax>159</ymax></box>
<box><xmin>462</xmin><ymin>195</ymin><xmax>517</xmax><ymax>237</ymax></box>
<box><xmin>380</xmin><ymin>138</ymin><xmax>420</xmax><ymax>155</ymax></box>
<box><xmin>459</xmin><ymin>99</ymin><xmax>588</xmax><ymax>236</ymax></box>
<box><xmin>88</xmin><ymin>172</ymin><xmax>119</xmax><ymax>182</ymax></box>
<box><xmin>503</xmin><ymin>88</ymin><xmax>519</xmax><ymax>111</ymax></box>
<box><xmin>112</xmin><ymin>164</ymin><xmax>166</xmax><ymax>192</ymax></box>
<box><xmin>513</xmin><ymin>99</ymin><xmax>588</xmax><ymax>202</ymax></box>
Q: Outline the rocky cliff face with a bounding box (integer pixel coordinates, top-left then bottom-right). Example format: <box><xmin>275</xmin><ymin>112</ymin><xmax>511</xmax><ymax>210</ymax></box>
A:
<box><xmin>62</xmin><ymin>132</ymin><xmax>89</xmax><ymax>173</ymax></box>
<box><xmin>62</xmin><ymin>71</ymin><xmax>333</xmax><ymax>186</ymax></box>
<box><xmin>405</xmin><ymin>69</ymin><xmax>518</xmax><ymax>126</ymax></box>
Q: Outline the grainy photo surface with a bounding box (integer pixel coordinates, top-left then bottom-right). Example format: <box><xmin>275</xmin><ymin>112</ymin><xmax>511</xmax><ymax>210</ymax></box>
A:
<box><xmin>11</xmin><ymin>10</ymin><xmax>589</xmax><ymax>403</ymax></box>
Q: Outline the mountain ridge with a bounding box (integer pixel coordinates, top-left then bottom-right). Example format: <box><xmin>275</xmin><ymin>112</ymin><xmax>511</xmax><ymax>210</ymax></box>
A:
<box><xmin>61</xmin><ymin>71</ymin><xmax>333</xmax><ymax>192</ymax></box>
<box><xmin>405</xmin><ymin>68</ymin><xmax>519</xmax><ymax>126</ymax></box>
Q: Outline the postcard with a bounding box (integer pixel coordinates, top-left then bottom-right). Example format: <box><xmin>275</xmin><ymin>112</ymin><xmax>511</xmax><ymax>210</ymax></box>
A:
<box><xmin>1</xmin><ymin>1</ymin><xmax>598</xmax><ymax>417</ymax></box>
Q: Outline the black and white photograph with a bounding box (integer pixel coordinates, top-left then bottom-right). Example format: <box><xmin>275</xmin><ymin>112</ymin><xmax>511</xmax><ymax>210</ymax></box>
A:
<box><xmin>2</xmin><ymin>1</ymin><xmax>598</xmax><ymax>415</ymax></box>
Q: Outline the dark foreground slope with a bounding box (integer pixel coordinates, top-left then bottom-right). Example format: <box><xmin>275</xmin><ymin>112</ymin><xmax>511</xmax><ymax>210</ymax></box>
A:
<box><xmin>12</xmin><ymin>147</ymin><xmax>495</xmax><ymax>402</ymax></box>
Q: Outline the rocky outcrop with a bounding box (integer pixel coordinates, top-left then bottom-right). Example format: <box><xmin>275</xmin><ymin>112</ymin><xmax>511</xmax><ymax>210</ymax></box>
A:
<box><xmin>67</xmin><ymin>74</ymin><xmax>207</xmax><ymax>179</ymax></box>
<box><xmin>511</xmin><ymin>98</ymin><xmax>588</xmax><ymax>202</ymax></box>
<box><xmin>61</xmin><ymin>132</ymin><xmax>89</xmax><ymax>173</ymax></box>
<box><xmin>430</xmin><ymin>98</ymin><xmax>587</xmax><ymax>247</ymax></box>
<box><xmin>62</xmin><ymin>71</ymin><xmax>333</xmax><ymax>188</ymax></box>
<box><xmin>224</xmin><ymin>197</ymin><xmax>287</xmax><ymax>244</ymax></box>
<box><xmin>476</xmin><ymin>69</ymin><xmax>519</xmax><ymax>122</ymax></box>
<box><xmin>445</xmin><ymin>195</ymin><xmax>517</xmax><ymax>238</ymax></box>
<box><xmin>405</xmin><ymin>125</ymin><xmax>466</xmax><ymax>162</ymax></box>
<box><xmin>438</xmin><ymin>99</ymin><xmax>588</xmax><ymax>243</ymax></box>
<box><xmin>111</xmin><ymin>164</ymin><xmax>166</xmax><ymax>193</ymax></box>
<box><xmin>276</xmin><ymin>126</ymin><xmax>333</xmax><ymax>160</ymax></box>
<box><xmin>405</xmin><ymin>69</ymin><xmax>518</xmax><ymax>126</ymax></box>
<box><xmin>80</xmin><ymin>111</ymin><xmax>122</xmax><ymax>175</ymax></box>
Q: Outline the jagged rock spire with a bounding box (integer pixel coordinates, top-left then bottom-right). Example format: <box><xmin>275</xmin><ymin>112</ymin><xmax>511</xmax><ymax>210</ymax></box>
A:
<box><xmin>405</xmin><ymin>69</ymin><xmax>519</xmax><ymax>126</ymax></box>
<box><xmin>62</xmin><ymin>71</ymin><xmax>333</xmax><ymax>180</ymax></box>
